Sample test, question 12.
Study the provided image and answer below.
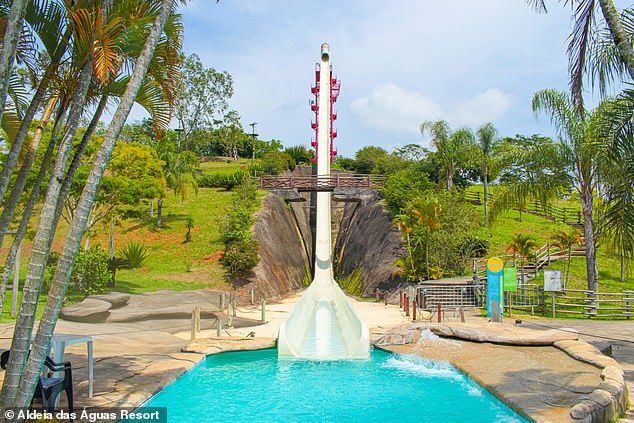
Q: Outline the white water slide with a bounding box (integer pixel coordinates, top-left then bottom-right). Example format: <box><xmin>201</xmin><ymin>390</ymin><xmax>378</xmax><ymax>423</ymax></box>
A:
<box><xmin>277</xmin><ymin>44</ymin><xmax>370</xmax><ymax>359</ymax></box>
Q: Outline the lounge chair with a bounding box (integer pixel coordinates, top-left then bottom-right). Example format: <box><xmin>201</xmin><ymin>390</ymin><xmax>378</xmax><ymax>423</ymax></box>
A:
<box><xmin>1</xmin><ymin>350</ymin><xmax>74</xmax><ymax>413</ymax></box>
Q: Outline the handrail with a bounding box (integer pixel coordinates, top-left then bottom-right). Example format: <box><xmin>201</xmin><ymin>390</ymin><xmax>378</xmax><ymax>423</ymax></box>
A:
<box><xmin>258</xmin><ymin>174</ymin><xmax>385</xmax><ymax>190</ymax></box>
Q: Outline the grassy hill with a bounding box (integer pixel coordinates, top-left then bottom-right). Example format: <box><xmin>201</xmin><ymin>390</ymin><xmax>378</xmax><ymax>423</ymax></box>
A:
<box><xmin>467</xmin><ymin>185</ymin><xmax>629</xmax><ymax>292</ymax></box>
<box><xmin>0</xmin><ymin>157</ymin><xmax>256</xmax><ymax>321</ymax></box>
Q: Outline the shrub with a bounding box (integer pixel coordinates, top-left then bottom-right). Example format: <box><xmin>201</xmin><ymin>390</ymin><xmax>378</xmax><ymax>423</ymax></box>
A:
<box><xmin>197</xmin><ymin>170</ymin><xmax>249</xmax><ymax>190</ymax></box>
<box><xmin>71</xmin><ymin>246</ymin><xmax>113</xmax><ymax>295</ymax></box>
<box><xmin>223</xmin><ymin>238</ymin><xmax>260</xmax><ymax>275</ymax></box>
<box><xmin>458</xmin><ymin>235</ymin><xmax>489</xmax><ymax>258</ymax></box>
<box><xmin>338</xmin><ymin>268</ymin><xmax>363</xmax><ymax>297</ymax></box>
<box><xmin>284</xmin><ymin>145</ymin><xmax>313</xmax><ymax>165</ymax></box>
<box><xmin>117</xmin><ymin>241</ymin><xmax>149</xmax><ymax>268</ymax></box>
<box><xmin>220</xmin><ymin>179</ymin><xmax>261</xmax><ymax>276</ymax></box>
<box><xmin>261</xmin><ymin>151</ymin><xmax>295</xmax><ymax>175</ymax></box>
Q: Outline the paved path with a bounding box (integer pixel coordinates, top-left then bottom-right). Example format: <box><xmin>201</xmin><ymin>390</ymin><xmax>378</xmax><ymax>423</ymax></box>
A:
<box><xmin>520</xmin><ymin>317</ymin><xmax>634</xmax><ymax>421</ymax></box>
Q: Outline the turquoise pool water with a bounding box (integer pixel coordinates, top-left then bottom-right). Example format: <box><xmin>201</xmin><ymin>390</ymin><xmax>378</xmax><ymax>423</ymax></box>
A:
<box><xmin>144</xmin><ymin>349</ymin><xmax>528</xmax><ymax>422</ymax></box>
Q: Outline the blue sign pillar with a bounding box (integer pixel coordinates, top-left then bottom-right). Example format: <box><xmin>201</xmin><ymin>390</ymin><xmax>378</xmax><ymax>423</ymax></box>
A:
<box><xmin>486</xmin><ymin>257</ymin><xmax>504</xmax><ymax>318</ymax></box>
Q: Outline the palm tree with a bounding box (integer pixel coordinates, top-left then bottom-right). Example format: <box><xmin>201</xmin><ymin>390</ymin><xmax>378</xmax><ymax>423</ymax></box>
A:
<box><xmin>476</xmin><ymin>122</ymin><xmax>504</xmax><ymax>227</ymax></box>
<box><xmin>592</xmin><ymin>90</ymin><xmax>634</xmax><ymax>283</ymax></box>
<box><xmin>7</xmin><ymin>0</ymin><xmax>177</xmax><ymax>408</ymax></box>
<box><xmin>0</xmin><ymin>0</ymin><xmax>29</xmax><ymax>118</ymax></box>
<box><xmin>551</xmin><ymin>228</ymin><xmax>582</xmax><ymax>288</ymax></box>
<box><xmin>0</xmin><ymin>97</ymin><xmax>57</xmax><ymax>247</ymax></box>
<box><xmin>409</xmin><ymin>195</ymin><xmax>443</xmax><ymax>280</ymax></box>
<box><xmin>506</xmin><ymin>234</ymin><xmax>539</xmax><ymax>284</ymax></box>
<box><xmin>420</xmin><ymin>120</ymin><xmax>475</xmax><ymax>191</ymax></box>
<box><xmin>532</xmin><ymin>89</ymin><xmax>603</xmax><ymax>293</ymax></box>
<box><xmin>392</xmin><ymin>213</ymin><xmax>416</xmax><ymax>275</ymax></box>
<box><xmin>528</xmin><ymin>1</ymin><xmax>634</xmax><ymax>111</ymax></box>
<box><xmin>0</xmin><ymin>1</ymin><xmax>70</xmax><ymax>203</ymax></box>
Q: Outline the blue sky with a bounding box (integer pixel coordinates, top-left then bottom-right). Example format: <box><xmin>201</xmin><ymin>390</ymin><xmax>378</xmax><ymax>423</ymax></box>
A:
<box><xmin>129</xmin><ymin>0</ymin><xmax>628</xmax><ymax>157</ymax></box>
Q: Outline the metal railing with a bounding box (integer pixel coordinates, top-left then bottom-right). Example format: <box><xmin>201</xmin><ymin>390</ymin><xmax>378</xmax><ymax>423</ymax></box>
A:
<box><xmin>464</xmin><ymin>192</ymin><xmax>583</xmax><ymax>227</ymax></box>
<box><xmin>415</xmin><ymin>284</ymin><xmax>483</xmax><ymax>310</ymax></box>
<box><xmin>258</xmin><ymin>174</ymin><xmax>385</xmax><ymax>191</ymax></box>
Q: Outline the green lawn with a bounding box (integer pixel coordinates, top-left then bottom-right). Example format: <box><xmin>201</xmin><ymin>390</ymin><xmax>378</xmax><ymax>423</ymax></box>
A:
<box><xmin>0</xmin><ymin>157</ymin><xmax>267</xmax><ymax>322</ymax></box>
<box><xmin>471</xmin><ymin>196</ymin><xmax>631</xmax><ymax>293</ymax></box>
<box><xmin>478</xmin><ymin>207</ymin><xmax>572</xmax><ymax>254</ymax></box>
<box><xmin>198</xmin><ymin>157</ymin><xmax>254</xmax><ymax>174</ymax></box>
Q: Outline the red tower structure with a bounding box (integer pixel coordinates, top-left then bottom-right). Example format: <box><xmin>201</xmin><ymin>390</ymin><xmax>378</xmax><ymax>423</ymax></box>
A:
<box><xmin>310</xmin><ymin>63</ymin><xmax>339</xmax><ymax>163</ymax></box>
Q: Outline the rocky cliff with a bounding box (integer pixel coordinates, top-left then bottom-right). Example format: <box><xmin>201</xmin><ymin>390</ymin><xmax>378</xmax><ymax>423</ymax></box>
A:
<box><xmin>243</xmin><ymin>195</ymin><xmax>311</xmax><ymax>300</ymax></box>
<box><xmin>239</xmin><ymin>167</ymin><xmax>405</xmax><ymax>299</ymax></box>
<box><xmin>334</xmin><ymin>199</ymin><xmax>406</xmax><ymax>296</ymax></box>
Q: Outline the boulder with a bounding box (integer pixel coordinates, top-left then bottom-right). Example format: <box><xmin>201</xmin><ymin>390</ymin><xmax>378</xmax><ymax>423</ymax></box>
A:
<box><xmin>60</xmin><ymin>298</ymin><xmax>111</xmax><ymax>322</ymax></box>
<box><xmin>90</xmin><ymin>292</ymin><xmax>130</xmax><ymax>309</ymax></box>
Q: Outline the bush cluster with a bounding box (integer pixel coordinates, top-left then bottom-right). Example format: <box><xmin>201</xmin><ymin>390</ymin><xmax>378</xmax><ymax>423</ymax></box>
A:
<box><xmin>197</xmin><ymin>170</ymin><xmax>250</xmax><ymax>190</ymax></box>
<box><xmin>260</xmin><ymin>151</ymin><xmax>295</xmax><ymax>175</ymax></box>
<box><xmin>220</xmin><ymin>179</ymin><xmax>260</xmax><ymax>276</ymax></box>
<box><xmin>46</xmin><ymin>246</ymin><xmax>114</xmax><ymax>296</ymax></box>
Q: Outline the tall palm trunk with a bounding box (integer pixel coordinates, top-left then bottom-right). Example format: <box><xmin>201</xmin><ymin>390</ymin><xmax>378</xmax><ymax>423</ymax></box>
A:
<box><xmin>0</xmin><ymin>0</ymin><xmax>28</xmax><ymax>118</ymax></box>
<box><xmin>0</xmin><ymin>97</ymin><xmax>57</xmax><ymax>247</ymax></box>
<box><xmin>1</xmin><ymin>60</ymin><xmax>93</xmax><ymax>408</ymax></box>
<box><xmin>0</xmin><ymin>104</ymin><xmax>68</xmax><ymax>312</ymax></box>
<box><xmin>52</xmin><ymin>95</ymin><xmax>109</xmax><ymax>238</ymax></box>
<box><xmin>580</xmin><ymin>185</ymin><xmax>599</xmax><ymax>292</ymax></box>
<box><xmin>446</xmin><ymin>169</ymin><xmax>453</xmax><ymax>191</ymax></box>
<box><xmin>599</xmin><ymin>0</ymin><xmax>634</xmax><ymax>81</ymax></box>
<box><xmin>0</xmin><ymin>28</ymin><xmax>70</xmax><ymax>203</ymax></box>
<box><xmin>14</xmin><ymin>0</ymin><xmax>174</xmax><ymax>407</ymax></box>
<box><xmin>483</xmin><ymin>164</ymin><xmax>489</xmax><ymax>227</ymax></box>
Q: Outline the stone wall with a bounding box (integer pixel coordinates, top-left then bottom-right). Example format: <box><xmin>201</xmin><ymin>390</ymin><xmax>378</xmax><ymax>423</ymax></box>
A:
<box><xmin>240</xmin><ymin>194</ymin><xmax>311</xmax><ymax>300</ymax></box>
<box><xmin>241</xmin><ymin>167</ymin><xmax>406</xmax><ymax>299</ymax></box>
<box><xmin>334</xmin><ymin>198</ymin><xmax>406</xmax><ymax>296</ymax></box>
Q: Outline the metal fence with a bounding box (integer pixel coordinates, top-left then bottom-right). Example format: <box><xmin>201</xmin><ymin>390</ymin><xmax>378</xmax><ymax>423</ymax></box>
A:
<box><xmin>415</xmin><ymin>284</ymin><xmax>484</xmax><ymax>310</ymax></box>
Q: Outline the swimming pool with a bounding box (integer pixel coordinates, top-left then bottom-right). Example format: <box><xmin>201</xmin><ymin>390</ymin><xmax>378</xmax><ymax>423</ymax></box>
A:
<box><xmin>143</xmin><ymin>349</ymin><xmax>528</xmax><ymax>422</ymax></box>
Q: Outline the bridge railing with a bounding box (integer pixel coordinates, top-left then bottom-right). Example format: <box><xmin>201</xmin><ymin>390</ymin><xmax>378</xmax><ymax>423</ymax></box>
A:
<box><xmin>258</xmin><ymin>174</ymin><xmax>385</xmax><ymax>191</ymax></box>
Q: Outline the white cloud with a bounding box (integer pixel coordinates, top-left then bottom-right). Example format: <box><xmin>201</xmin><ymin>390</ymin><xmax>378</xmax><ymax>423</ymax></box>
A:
<box><xmin>454</xmin><ymin>89</ymin><xmax>513</xmax><ymax>128</ymax></box>
<box><xmin>350</xmin><ymin>83</ymin><xmax>443</xmax><ymax>134</ymax></box>
<box><xmin>351</xmin><ymin>84</ymin><xmax>512</xmax><ymax>135</ymax></box>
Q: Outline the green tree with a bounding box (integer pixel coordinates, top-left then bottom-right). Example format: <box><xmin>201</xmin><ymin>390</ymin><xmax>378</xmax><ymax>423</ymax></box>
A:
<box><xmin>551</xmin><ymin>228</ymin><xmax>582</xmax><ymax>288</ymax></box>
<box><xmin>506</xmin><ymin>234</ymin><xmax>539</xmax><ymax>284</ymax></box>
<box><xmin>174</xmin><ymin>53</ymin><xmax>233</xmax><ymax>150</ymax></box>
<box><xmin>284</xmin><ymin>145</ymin><xmax>314</xmax><ymax>165</ymax></box>
<box><xmin>475</xmin><ymin>122</ymin><xmax>504</xmax><ymax>226</ymax></box>
<box><xmin>354</xmin><ymin>145</ymin><xmax>387</xmax><ymax>174</ymax></box>
<box><xmin>409</xmin><ymin>195</ymin><xmax>443</xmax><ymax>280</ymax></box>
<box><xmin>64</xmin><ymin>141</ymin><xmax>167</xmax><ymax>248</ymax></box>
<box><xmin>420</xmin><ymin>120</ymin><xmax>475</xmax><ymax>191</ymax></box>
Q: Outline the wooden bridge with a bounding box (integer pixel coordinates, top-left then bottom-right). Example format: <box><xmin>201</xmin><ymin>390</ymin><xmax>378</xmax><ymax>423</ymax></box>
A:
<box><xmin>258</xmin><ymin>174</ymin><xmax>385</xmax><ymax>191</ymax></box>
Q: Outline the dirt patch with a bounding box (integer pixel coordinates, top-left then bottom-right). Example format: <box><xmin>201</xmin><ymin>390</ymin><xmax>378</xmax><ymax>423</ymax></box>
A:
<box><xmin>202</xmin><ymin>251</ymin><xmax>224</xmax><ymax>263</ymax></box>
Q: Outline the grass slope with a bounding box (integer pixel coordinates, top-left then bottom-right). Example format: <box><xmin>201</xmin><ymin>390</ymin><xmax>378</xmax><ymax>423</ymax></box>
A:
<box><xmin>0</xmin><ymin>157</ymin><xmax>258</xmax><ymax>321</ymax></box>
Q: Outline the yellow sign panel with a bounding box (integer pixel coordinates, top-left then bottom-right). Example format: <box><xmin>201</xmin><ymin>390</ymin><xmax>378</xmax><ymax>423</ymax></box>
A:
<box><xmin>487</xmin><ymin>256</ymin><xmax>504</xmax><ymax>273</ymax></box>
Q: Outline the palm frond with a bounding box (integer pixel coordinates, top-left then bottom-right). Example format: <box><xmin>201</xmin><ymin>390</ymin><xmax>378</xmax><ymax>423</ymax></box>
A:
<box><xmin>526</xmin><ymin>0</ymin><xmax>548</xmax><ymax>13</ymax></box>
<box><xmin>568</xmin><ymin>0</ymin><xmax>597</xmax><ymax>114</ymax></box>
<box><xmin>587</xmin><ymin>9</ymin><xmax>634</xmax><ymax>97</ymax></box>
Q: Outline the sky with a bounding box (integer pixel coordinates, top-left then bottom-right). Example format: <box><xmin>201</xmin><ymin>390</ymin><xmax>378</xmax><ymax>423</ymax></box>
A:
<box><xmin>128</xmin><ymin>0</ymin><xmax>627</xmax><ymax>157</ymax></box>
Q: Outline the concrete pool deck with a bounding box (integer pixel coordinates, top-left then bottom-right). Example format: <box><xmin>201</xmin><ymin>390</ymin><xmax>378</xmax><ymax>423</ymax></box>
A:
<box><xmin>0</xmin><ymin>289</ymin><xmax>630</xmax><ymax>423</ymax></box>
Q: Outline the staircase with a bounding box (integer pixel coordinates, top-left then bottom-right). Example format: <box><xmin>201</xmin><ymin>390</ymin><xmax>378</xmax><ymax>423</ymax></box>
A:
<box><xmin>474</xmin><ymin>241</ymin><xmax>586</xmax><ymax>282</ymax></box>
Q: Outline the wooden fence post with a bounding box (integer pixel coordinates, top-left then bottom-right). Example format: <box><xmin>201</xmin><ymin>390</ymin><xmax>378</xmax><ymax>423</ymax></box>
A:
<box><xmin>191</xmin><ymin>306</ymin><xmax>201</xmax><ymax>340</ymax></box>
<box><xmin>551</xmin><ymin>292</ymin><xmax>556</xmax><ymax>319</ymax></box>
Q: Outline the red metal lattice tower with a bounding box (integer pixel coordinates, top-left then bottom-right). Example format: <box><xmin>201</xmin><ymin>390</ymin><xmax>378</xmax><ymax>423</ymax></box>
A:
<box><xmin>310</xmin><ymin>64</ymin><xmax>340</xmax><ymax>163</ymax></box>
